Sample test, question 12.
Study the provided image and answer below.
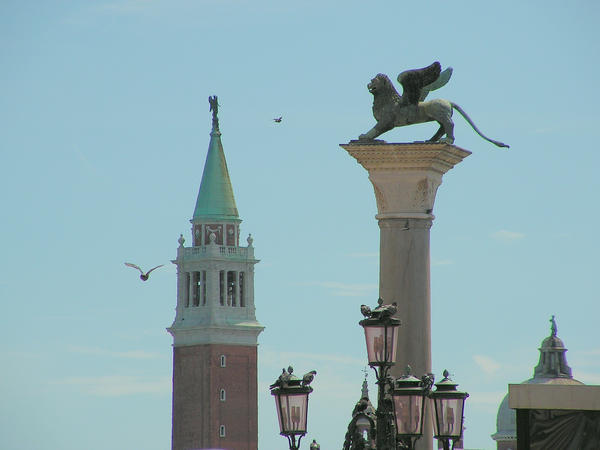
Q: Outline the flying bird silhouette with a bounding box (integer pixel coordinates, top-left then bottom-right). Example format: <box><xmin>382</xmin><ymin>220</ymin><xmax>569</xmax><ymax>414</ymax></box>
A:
<box><xmin>273</xmin><ymin>116</ymin><xmax>282</xmax><ymax>123</ymax></box>
<box><xmin>124</xmin><ymin>262</ymin><xmax>164</xmax><ymax>281</ymax></box>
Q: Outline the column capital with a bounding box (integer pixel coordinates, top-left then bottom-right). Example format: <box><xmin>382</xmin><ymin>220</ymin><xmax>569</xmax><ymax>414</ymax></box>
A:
<box><xmin>340</xmin><ymin>142</ymin><xmax>470</xmax><ymax>219</ymax></box>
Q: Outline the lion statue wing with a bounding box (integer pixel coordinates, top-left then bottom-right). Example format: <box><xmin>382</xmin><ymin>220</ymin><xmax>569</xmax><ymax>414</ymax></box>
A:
<box><xmin>419</xmin><ymin>66</ymin><xmax>453</xmax><ymax>101</ymax></box>
<box><xmin>397</xmin><ymin>61</ymin><xmax>442</xmax><ymax>105</ymax></box>
<box><xmin>396</xmin><ymin>62</ymin><xmax>453</xmax><ymax>104</ymax></box>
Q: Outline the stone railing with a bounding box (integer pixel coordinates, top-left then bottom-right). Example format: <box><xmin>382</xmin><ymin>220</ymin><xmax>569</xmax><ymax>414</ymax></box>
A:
<box><xmin>182</xmin><ymin>246</ymin><xmax>250</xmax><ymax>259</ymax></box>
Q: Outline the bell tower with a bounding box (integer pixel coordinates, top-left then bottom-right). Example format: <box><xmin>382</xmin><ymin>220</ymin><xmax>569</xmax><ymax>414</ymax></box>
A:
<box><xmin>168</xmin><ymin>96</ymin><xmax>264</xmax><ymax>450</ymax></box>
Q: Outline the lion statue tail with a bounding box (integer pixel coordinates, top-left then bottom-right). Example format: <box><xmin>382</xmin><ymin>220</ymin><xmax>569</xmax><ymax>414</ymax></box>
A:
<box><xmin>450</xmin><ymin>102</ymin><xmax>509</xmax><ymax>148</ymax></box>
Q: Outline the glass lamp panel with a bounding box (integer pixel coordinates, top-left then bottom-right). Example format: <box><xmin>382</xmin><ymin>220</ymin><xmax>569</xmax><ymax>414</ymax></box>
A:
<box><xmin>355</xmin><ymin>416</ymin><xmax>371</xmax><ymax>433</ymax></box>
<box><xmin>387</xmin><ymin>324</ymin><xmax>399</xmax><ymax>362</ymax></box>
<box><xmin>275</xmin><ymin>392</ymin><xmax>309</xmax><ymax>434</ymax></box>
<box><xmin>364</xmin><ymin>324</ymin><xmax>398</xmax><ymax>364</ymax></box>
<box><xmin>432</xmin><ymin>398</ymin><xmax>464</xmax><ymax>438</ymax></box>
<box><xmin>394</xmin><ymin>395</ymin><xmax>424</xmax><ymax>435</ymax></box>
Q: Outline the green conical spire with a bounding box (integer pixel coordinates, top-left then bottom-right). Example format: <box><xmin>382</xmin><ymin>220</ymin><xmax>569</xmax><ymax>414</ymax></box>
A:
<box><xmin>192</xmin><ymin>96</ymin><xmax>239</xmax><ymax>221</ymax></box>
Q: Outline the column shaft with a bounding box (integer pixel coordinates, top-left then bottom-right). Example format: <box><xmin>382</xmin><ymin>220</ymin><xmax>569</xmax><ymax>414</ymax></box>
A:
<box><xmin>379</xmin><ymin>218</ymin><xmax>432</xmax><ymax>379</ymax></box>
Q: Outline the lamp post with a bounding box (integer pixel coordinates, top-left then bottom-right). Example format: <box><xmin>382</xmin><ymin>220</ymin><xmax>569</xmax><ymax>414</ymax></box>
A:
<box><xmin>429</xmin><ymin>370</ymin><xmax>469</xmax><ymax>450</ymax></box>
<box><xmin>359</xmin><ymin>298</ymin><xmax>401</xmax><ymax>450</ymax></box>
<box><xmin>270</xmin><ymin>302</ymin><xmax>468</xmax><ymax>450</ymax></box>
<box><xmin>270</xmin><ymin>366</ymin><xmax>317</xmax><ymax>450</ymax></box>
<box><xmin>392</xmin><ymin>367</ymin><xmax>434</xmax><ymax>450</ymax></box>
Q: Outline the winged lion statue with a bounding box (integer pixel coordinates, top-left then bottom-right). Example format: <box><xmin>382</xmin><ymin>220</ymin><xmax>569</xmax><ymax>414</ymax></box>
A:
<box><xmin>359</xmin><ymin>62</ymin><xmax>509</xmax><ymax>148</ymax></box>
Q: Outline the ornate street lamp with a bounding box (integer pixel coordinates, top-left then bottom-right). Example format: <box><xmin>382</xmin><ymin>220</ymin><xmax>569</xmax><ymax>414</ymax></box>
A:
<box><xmin>392</xmin><ymin>366</ymin><xmax>434</xmax><ymax>450</ymax></box>
<box><xmin>359</xmin><ymin>298</ymin><xmax>401</xmax><ymax>450</ymax></box>
<box><xmin>360</xmin><ymin>299</ymin><xmax>400</xmax><ymax>370</ymax></box>
<box><xmin>429</xmin><ymin>370</ymin><xmax>469</xmax><ymax>450</ymax></box>
<box><xmin>270</xmin><ymin>366</ymin><xmax>317</xmax><ymax>450</ymax></box>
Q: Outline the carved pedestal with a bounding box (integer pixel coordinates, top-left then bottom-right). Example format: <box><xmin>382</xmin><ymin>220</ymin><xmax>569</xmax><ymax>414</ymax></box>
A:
<box><xmin>341</xmin><ymin>141</ymin><xmax>471</xmax><ymax>450</ymax></box>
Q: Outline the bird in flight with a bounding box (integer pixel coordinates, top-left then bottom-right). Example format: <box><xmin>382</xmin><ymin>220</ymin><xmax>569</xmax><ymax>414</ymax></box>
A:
<box><xmin>273</xmin><ymin>116</ymin><xmax>282</xmax><ymax>123</ymax></box>
<box><xmin>124</xmin><ymin>262</ymin><xmax>164</xmax><ymax>281</ymax></box>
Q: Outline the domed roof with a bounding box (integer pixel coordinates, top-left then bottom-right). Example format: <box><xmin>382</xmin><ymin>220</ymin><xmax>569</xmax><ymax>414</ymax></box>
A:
<box><xmin>491</xmin><ymin>394</ymin><xmax>516</xmax><ymax>441</ymax></box>
<box><xmin>540</xmin><ymin>334</ymin><xmax>565</xmax><ymax>349</ymax></box>
<box><xmin>492</xmin><ymin>317</ymin><xmax>583</xmax><ymax>443</ymax></box>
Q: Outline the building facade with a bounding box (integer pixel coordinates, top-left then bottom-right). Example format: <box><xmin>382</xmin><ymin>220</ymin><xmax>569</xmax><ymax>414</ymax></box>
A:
<box><xmin>168</xmin><ymin>99</ymin><xmax>263</xmax><ymax>450</ymax></box>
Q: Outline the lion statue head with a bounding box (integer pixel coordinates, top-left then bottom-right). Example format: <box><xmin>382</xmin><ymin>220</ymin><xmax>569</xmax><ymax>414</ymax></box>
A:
<box><xmin>367</xmin><ymin>74</ymin><xmax>401</xmax><ymax>101</ymax></box>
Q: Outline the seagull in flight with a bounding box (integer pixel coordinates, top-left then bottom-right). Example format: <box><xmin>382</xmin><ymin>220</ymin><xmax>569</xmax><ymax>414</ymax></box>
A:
<box><xmin>124</xmin><ymin>262</ymin><xmax>164</xmax><ymax>281</ymax></box>
<box><xmin>273</xmin><ymin>116</ymin><xmax>282</xmax><ymax>123</ymax></box>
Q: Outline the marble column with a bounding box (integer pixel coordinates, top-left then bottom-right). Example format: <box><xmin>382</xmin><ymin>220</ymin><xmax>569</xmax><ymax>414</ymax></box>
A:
<box><xmin>341</xmin><ymin>141</ymin><xmax>470</xmax><ymax>450</ymax></box>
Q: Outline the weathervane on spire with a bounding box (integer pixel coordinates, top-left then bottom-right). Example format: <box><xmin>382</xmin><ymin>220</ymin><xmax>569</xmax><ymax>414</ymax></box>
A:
<box><xmin>208</xmin><ymin>95</ymin><xmax>219</xmax><ymax>132</ymax></box>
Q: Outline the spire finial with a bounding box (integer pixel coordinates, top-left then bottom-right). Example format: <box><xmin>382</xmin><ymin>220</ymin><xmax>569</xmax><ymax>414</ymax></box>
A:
<box><xmin>208</xmin><ymin>95</ymin><xmax>220</xmax><ymax>133</ymax></box>
<box><xmin>550</xmin><ymin>315</ymin><xmax>557</xmax><ymax>337</ymax></box>
<box><xmin>360</xmin><ymin>367</ymin><xmax>370</xmax><ymax>399</ymax></box>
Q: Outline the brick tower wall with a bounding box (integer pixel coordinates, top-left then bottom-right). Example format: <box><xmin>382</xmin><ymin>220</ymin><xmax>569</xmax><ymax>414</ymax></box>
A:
<box><xmin>496</xmin><ymin>441</ymin><xmax>516</xmax><ymax>450</ymax></box>
<box><xmin>172</xmin><ymin>344</ymin><xmax>258</xmax><ymax>450</ymax></box>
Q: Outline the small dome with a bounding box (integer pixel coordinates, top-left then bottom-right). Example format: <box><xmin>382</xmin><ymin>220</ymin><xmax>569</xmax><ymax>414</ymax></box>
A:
<box><xmin>492</xmin><ymin>317</ymin><xmax>583</xmax><ymax>445</ymax></box>
<box><xmin>541</xmin><ymin>335</ymin><xmax>565</xmax><ymax>349</ymax></box>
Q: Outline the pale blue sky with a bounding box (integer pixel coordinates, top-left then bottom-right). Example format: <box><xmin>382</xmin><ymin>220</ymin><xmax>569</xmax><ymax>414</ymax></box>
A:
<box><xmin>1</xmin><ymin>1</ymin><xmax>600</xmax><ymax>449</ymax></box>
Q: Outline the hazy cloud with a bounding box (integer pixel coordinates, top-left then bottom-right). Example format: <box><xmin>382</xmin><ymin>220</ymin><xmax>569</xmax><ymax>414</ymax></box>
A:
<box><xmin>491</xmin><ymin>230</ymin><xmax>525</xmax><ymax>241</ymax></box>
<box><xmin>347</xmin><ymin>252</ymin><xmax>378</xmax><ymax>258</ymax></box>
<box><xmin>94</xmin><ymin>0</ymin><xmax>160</xmax><ymax>14</ymax></box>
<box><xmin>573</xmin><ymin>348</ymin><xmax>600</xmax><ymax>356</ymax></box>
<box><xmin>300</xmin><ymin>281</ymin><xmax>377</xmax><ymax>297</ymax></box>
<box><xmin>573</xmin><ymin>371</ymin><xmax>600</xmax><ymax>385</ymax></box>
<box><xmin>69</xmin><ymin>345</ymin><xmax>164</xmax><ymax>360</ymax></box>
<box><xmin>533</xmin><ymin>127</ymin><xmax>554</xmax><ymax>134</ymax></box>
<box><xmin>569</xmin><ymin>349</ymin><xmax>600</xmax><ymax>369</ymax></box>
<box><xmin>432</xmin><ymin>259</ymin><xmax>454</xmax><ymax>266</ymax></box>
<box><xmin>261</xmin><ymin>348</ymin><xmax>364</xmax><ymax>368</ymax></box>
<box><xmin>466</xmin><ymin>391</ymin><xmax>506</xmax><ymax>413</ymax></box>
<box><xmin>90</xmin><ymin>0</ymin><xmax>240</xmax><ymax>16</ymax></box>
<box><xmin>473</xmin><ymin>354</ymin><xmax>501</xmax><ymax>375</ymax></box>
<box><xmin>56</xmin><ymin>375</ymin><xmax>171</xmax><ymax>396</ymax></box>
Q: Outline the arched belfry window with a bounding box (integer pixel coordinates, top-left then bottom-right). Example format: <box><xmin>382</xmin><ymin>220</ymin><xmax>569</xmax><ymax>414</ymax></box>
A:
<box><xmin>220</xmin><ymin>355</ymin><xmax>226</xmax><ymax>367</ymax></box>
<box><xmin>239</xmin><ymin>272</ymin><xmax>245</xmax><ymax>307</ymax></box>
<box><xmin>219</xmin><ymin>271</ymin><xmax>225</xmax><ymax>305</ymax></box>
<box><xmin>219</xmin><ymin>425</ymin><xmax>226</xmax><ymax>437</ymax></box>
<box><xmin>227</xmin><ymin>271</ymin><xmax>236</xmax><ymax>306</ymax></box>
<box><xmin>220</xmin><ymin>388</ymin><xmax>226</xmax><ymax>401</ymax></box>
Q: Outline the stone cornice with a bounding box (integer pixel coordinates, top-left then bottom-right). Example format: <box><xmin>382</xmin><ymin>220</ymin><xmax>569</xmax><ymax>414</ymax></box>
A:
<box><xmin>167</xmin><ymin>322</ymin><xmax>264</xmax><ymax>347</ymax></box>
<box><xmin>340</xmin><ymin>141</ymin><xmax>471</xmax><ymax>175</ymax></box>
